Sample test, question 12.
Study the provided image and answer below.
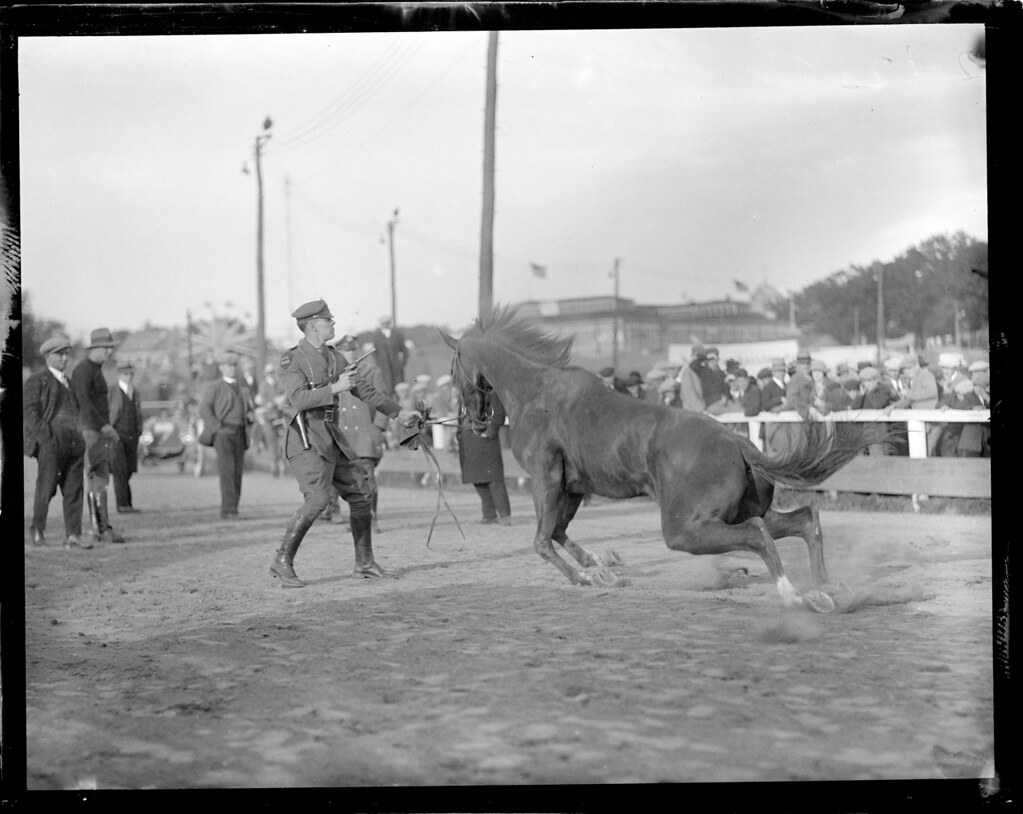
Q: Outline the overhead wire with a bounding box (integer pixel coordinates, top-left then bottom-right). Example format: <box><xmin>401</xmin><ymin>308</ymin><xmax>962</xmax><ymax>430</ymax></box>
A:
<box><xmin>267</xmin><ymin>37</ymin><xmax>426</xmax><ymax>156</ymax></box>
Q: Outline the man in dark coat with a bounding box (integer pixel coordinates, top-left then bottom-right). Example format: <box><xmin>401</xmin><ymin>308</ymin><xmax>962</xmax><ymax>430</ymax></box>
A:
<box><xmin>457</xmin><ymin>389</ymin><xmax>511</xmax><ymax>525</ymax></box>
<box><xmin>69</xmin><ymin>327</ymin><xmax>126</xmax><ymax>543</ymax></box>
<box><xmin>271</xmin><ymin>300</ymin><xmax>420</xmax><ymax>588</ymax></box>
<box><xmin>198</xmin><ymin>351</ymin><xmax>253</xmax><ymax>519</ymax></box>
<box><xmin>24</xmin><ymin>335</ymin><xmax>91</xmax><ymax>549</ymax></box>
<box><xmin>369</xmin><ymin>315</ymin><xmax>408</xmax><ymax>395</ymax></box>
<box><xmin>108</xmin><ymin>361</ymin><xmax>145</xmax><ymax>513</ymax></box>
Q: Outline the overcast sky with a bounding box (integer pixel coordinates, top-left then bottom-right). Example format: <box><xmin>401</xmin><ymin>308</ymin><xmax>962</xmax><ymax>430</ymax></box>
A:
<box><xmin>18</xmin><ymin>24</ymin><xmax>986</xmax><ymax>345</ymax></box>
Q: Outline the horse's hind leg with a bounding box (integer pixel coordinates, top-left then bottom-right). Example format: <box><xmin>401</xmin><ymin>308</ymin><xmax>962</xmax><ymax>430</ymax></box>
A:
<box><xmin>763</xmin><ymin>505</ymin><xmax>828</xmax><ymax>587</ymax></box>
<box><xmin>664</xmin><ymin>513</ymin><xmax>832</xmax><ymax>612</ymax></box>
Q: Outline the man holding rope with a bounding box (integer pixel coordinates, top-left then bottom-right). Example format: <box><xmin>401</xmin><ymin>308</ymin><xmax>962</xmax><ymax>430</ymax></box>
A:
<box><xmin>270</xmin><ymin>299</ymin><xmax>421</xmax><ymax>588</ymax></box>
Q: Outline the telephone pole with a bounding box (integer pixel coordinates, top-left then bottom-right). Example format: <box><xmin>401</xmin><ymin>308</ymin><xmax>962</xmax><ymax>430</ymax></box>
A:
<box><xmin>876</xmin><ymin>267</ymin><xmax>885</xmax><ymax>366</ymax></box>
<box><xmin>611</xmin><ymin>257</ymin><xmax>621</xmax><ymax>371</ymax></box>
<box><xmin>387</xmin><ymin>209</ymin><xmax>399</xmax><ymax>324</ymax></box>
<box><xmin>479</xmin><ymin>31</ymin><xmax>499</xmax><ymax>320</ymax></box>
<box><xmin>253</xmin><ymin>116</ymin><xmax>272</xmax><ymax>375</ymax></box>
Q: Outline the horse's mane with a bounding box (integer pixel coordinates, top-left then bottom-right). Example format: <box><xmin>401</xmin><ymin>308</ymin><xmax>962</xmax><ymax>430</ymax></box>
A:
<box><xmin>468</xmin><ymin>303</ymin><xmax>574</xmax><ymax>368</ymax></box>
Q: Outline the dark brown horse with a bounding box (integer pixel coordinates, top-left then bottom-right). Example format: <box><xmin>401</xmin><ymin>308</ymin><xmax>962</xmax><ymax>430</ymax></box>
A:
<box><xmin>443</xmin><ymin>305</ymin><xmax>882</xmax><ymax>613</ymax></box>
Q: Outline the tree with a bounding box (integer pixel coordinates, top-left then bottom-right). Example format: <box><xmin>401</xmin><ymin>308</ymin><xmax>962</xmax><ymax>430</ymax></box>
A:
<box><xmin>20</xmin><ymin>290</ymin><xmax>70</xmax><ymax>371</ymax></box>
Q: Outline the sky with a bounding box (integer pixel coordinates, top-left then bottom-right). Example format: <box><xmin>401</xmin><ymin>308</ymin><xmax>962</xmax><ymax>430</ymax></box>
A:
<box><xmin>17</xmin><ymin>23</ymin><xmax>987</xmax><ymax>347</ymax></box>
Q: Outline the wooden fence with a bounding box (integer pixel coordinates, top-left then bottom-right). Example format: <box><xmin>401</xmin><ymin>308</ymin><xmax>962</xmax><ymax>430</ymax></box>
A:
<box><xmin>714</xmin><ymin>409</ymin><xmax>991</xmax><ymax>500</ymax></box>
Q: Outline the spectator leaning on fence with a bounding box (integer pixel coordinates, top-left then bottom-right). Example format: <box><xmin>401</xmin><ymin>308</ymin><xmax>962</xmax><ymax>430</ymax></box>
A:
<box><xmin>658</xmin><ymin>376</ymin><xmax>681</xmax><ymax>408</ymax></box>
<box><xmin>643</xmin><ymin>369</ymin><xmax>667</xmax><ymax>404</ymax></box>
<box><xmin>699</xmin><ymin>347</ymin><xmax>729</xmax><ymax>415</ymax></box>
<box><xmin>676</xmin><ymin>345</ymin><xmax>706</xmax><ymax>412</ymax></box>
<box><xmin>889</xmin><ymin>354</ymin><xmax>938</xmax><ymax>411</ymax></box>
<box><xmin>810</xmin><ymin>359</ymin><xmax>851</xmax><ymax>416</ymax></box>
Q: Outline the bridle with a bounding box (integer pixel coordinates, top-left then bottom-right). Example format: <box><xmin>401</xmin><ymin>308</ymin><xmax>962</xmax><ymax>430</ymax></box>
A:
<box><xmin>451</xmin><ymin>348</ymin><xmax>494</xmax><ymax>433</ymax></box>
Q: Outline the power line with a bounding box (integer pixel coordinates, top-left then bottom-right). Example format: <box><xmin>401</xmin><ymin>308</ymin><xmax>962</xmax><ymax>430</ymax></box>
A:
<box><xmin>290</xmin><ymin>37</ymin><xmax>480</xmax><ymax>184</ymax></box>
<box><xmin>267</xmin><ymin>39</ymin><xmax>425</xmax><ymax>155</ymax></box>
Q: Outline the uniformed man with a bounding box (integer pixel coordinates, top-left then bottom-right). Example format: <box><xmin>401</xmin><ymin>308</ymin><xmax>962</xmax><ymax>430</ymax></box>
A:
<box><xmin>270</xmin><ymin>299</ymin><xmax>421</xmax><ymax>588</ymax></box>
<box><xmin>69</xmin><ymin>327</ymin><xmax>126</xmax><ymax>544</ymax></box>
<box><xmin>24</xmin><ymin>335</ymin><xmax>91</xmax><ymax>549</ymax></box>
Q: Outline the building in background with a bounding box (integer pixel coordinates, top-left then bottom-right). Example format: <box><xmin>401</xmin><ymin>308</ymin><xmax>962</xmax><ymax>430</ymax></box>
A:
<box><xmin>514</xmin><ymin>292</ymin><xmax>800</xmax><ymax>359</ymax></box>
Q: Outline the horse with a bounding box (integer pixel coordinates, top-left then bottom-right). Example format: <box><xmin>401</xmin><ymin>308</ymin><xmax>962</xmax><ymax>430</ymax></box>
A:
<box><xmin>441</xmin><ymin>304</ymin><xmax>883</xmax><ymax>613</ymax></box>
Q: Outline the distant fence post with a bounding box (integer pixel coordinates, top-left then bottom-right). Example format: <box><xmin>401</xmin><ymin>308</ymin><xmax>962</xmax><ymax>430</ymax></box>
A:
<box><xmin>906</xmin><ymin>419</ymin><xmax>928</xmax><ymax>459</ymax></box>
<box><xmin>747</xmin><ymin>420</ymin><xmax>763</xmax><ymax>451</ymax></box>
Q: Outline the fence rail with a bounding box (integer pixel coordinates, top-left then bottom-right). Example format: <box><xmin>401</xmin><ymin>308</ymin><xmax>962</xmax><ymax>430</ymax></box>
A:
<box><xmin>713</xmin><ymin>409</ymin><xmax>991</xmax><ymax>500</ymax></box>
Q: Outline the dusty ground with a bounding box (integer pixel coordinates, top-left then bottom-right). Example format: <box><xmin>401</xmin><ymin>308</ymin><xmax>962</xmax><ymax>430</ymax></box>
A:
<box><xmin>20</xmin><ymin>455</ymin><xmax>995</xmax><ymax>793</ymax></box>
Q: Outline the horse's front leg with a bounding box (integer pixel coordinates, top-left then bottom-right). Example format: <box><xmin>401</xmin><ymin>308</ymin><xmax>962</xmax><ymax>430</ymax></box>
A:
<box><xmin>533</xmin><ymin>478</ymin><xmax>616</xmax><ymax>588</ymax></box>
<box><xmin>552</xmin><ymin>491</ymin><xmax>625</xmax><ymax>570</ymax></box>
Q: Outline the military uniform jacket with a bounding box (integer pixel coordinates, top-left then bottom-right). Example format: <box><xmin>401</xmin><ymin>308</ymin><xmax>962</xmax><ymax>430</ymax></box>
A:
<box><xmin>337</xmin><ymin>356</ymin><xmax>389</xmax><ymax>460</ymax></box>
<box><xmin>24</xmin><ymin>368</ymin><xmax>80</xmax><ymax>458</ymax></box>
<box><xmin>280</xmin><ymin>338</ymin><xmax>401</xmax><ymax>461</ymax></box>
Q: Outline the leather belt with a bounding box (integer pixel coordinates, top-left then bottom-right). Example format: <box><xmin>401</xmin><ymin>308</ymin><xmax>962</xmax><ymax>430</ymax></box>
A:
<box><xmin>307</xmin><ymin>406</ymin><xmax>339</xmax><ymax>422</ymax></box>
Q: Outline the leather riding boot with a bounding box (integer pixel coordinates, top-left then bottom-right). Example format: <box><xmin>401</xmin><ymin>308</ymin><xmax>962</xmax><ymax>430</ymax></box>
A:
<box><xmin>371</xmin><ymin>491</ymin><xmax>381</xmax><ymax>533</ymax></box>
<box><xmin>87</xmin><ymin>493</ymin><xmax>101</xmax><ymax>539</ymax></box>
<box><xmin>352</xmin><ymin>511</ymin><xmax>393</xmax><ymax>579</ymax></box>
<box><xmin>270</xmin><ymin>512</ymin><xmax>314</xmax><ymax>588</ymax></box>
<box><xmin>96</xmin><ymin>491</ymin><xmax>126</xmax><ymax>543</ymax></box>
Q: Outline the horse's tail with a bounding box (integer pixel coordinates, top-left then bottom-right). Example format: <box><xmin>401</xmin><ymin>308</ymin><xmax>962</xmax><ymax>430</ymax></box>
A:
<box><xmin>744</xmin><ymin>420</ymin><xmax>886</xmax><ymax>488</ymax></box>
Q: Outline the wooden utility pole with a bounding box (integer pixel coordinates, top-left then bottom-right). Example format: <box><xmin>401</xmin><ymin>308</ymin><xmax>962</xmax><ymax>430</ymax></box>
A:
<box><xmin>387</xmin><ymin>209</ymin><xmax>399</xmax><ymax>325</ymax></box>
<box><xmin>876</xmin><ymin>267</ymin><xmax>885</xmax><ymax>365</ymax></box>
<box><xmin>611</xmin><ymin>257</ymin><xmax>621</xmax><ymax>371</ymax></box>
<box><xmin>479</xmin><ymin>31</ymin><xmax>499</xmax><ymax>320</ymax></box>
<box><xmin>254</xmin><ymin>117</ymin><xmax>272</xmax><ymax>375</ymax></box>
<box><xmin>284</xmin><ymin>174</ymin><xmax>293</xmax><ymax>315</ymax></box>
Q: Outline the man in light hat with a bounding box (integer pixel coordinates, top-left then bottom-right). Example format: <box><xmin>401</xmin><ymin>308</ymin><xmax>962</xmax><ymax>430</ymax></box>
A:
<box><xmin>890</xmin><ymin>354</ymin><xmax>938</xmax><ymax>410</ymax></box>
<box><xmin>199</xmin><ymin>350</ymin><xmax>254</xmax><ymax>519</ymax></box>
<box><xmin>369</xmin><ymin>314</ymin><xmax>408</xmax><ymax>396</ymax></box>
<box><xmin>271</xmin><ymin>299</ymin><xmax>421</xmax><ymax>587</ymax></box>
<box><xmin>968</xmin><ymin>360</ymin><xmax>990</xmax><ymax>408</ymax></box>
<box><xmin>937</xmin><ymin>352</ymin><xmax>968</xmax><ymax>401</ymax></box>
<box><xmin>69</xmin><ymin>327</ymin><xmax>126</xmax><ymax>543</ymax></box>
<box><xmin>675</xmin><ymin>345</ymin><xmax>705</xmax><ymax>412</ymax></box>
<box><xmin>108</xmin><ymin>360</ymin><xmax>144</xmax><ymax>513</ymax></box>
<box><xmin>643</xmin><ymin>368</ymin><xmax>667</xmax><ymax>404</ymax></box>
<box><xmin>24</xmin><ymin>335</ymin><xmax>91</xmax><ymax>549</ymax></box>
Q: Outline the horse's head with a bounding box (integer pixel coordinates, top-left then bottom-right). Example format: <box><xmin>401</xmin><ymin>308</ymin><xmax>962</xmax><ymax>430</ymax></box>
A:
<box><xmin>441</xmin><ymin>328</ymin><xmax>494</xmax><ymax>435</ymax></box>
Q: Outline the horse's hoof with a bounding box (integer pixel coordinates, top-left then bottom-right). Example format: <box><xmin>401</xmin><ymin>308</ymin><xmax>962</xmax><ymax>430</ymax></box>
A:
<box><xmin>803</xmin><ymin>589</ymin><xmax>836</xmax><ymax>614</ymax></box>
<box><xmin>588</xmin><ymin>566</ymin><xmax>619</xmax><ymax>588</ymax></box>
<box><xmin>593</xmin><ymin>549</ymin><xmax>624</xmax><ymax>568</ymax></box>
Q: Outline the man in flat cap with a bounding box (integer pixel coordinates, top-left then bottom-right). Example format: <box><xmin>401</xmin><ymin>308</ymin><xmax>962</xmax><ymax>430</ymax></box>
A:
<box><xmin>271</xmin><ymin>300</ymin><xmax>420</xmax><ymax>587</ymax></box>
<box><xmin>24</xmin><ymin>335</ymin><xmax>91</xmax><ymax>549</ymax></box>
<box><xmin>69</xmin><ymin>327</ymin><xmax>126</xmax><ymax>544</ymax></box>
<box><xmin>108</xmin><ymin>360</ymin><xmax>144</xmax><ymax>513</ymax></box>
<box><xmin>198</xmin><ymin>350</ymin><xmax>254</xmax><ymax>518</ymax></box>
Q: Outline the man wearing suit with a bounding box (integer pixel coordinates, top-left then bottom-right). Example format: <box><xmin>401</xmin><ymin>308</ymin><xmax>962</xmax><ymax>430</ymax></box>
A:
<box><xmin>270</xmin><ymin>300</ymin><xmax>420</xmax><ymax>588</ymax></box>
<box><xmin>70</xmin><ymin>327</ymin><xmax>126</xmax><ymax>544</ymax></box>
<box><xmin>24</xmin><ymin>335</ymin><xmax>92</xmax><ymax>549</ymax></box>
<box><xmin>369</xmin><ymin>314</ymin><xmax>408</xmax><ymax>395</ymax></box>
<box><xmin>198</xmin><ymin>351</ymin><xmax>253</xmax><ymax>519</ymax></box>
<box><xmin>759</xmin><ymin>360</ymin><xmax>787</xmax><ymax>456</ymax></box>
<box><xmin>109</xmin><ymin>361</ymin><xmax>144</xmax><ymax>513</ymax></box>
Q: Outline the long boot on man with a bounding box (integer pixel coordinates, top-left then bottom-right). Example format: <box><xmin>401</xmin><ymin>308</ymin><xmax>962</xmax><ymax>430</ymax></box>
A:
<box><xmin>351</xmin><ymin>508</ymin><xmax>394</xmax><ymax>579</ymax></box>
<box><xmin>96</xmin><ymin>490</ymin><xmax>126</xmax><ymax>543</ymax></box>
<box><xmin>270</xmin><ymin>512</ymin><xmax>315</xmax><ymax>588</ymax></box>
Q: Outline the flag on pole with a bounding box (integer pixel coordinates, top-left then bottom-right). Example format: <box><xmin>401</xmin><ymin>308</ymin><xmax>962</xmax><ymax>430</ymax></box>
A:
<box><xmin>530</xmin><ymin>262</ymin><xmax>547</xmax><ymax>279</ymax></box>
<box><xmin>734</xmin><ymin>279</ymin><xmax>749</xmax><ymax>293</ymax></box>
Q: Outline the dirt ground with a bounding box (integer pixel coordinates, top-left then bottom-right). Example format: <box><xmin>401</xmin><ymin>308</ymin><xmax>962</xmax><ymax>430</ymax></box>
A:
<box><xmin>19</xmin><ymin>455</ymin><xmax>996</xmax><ymax>794</ymax></box>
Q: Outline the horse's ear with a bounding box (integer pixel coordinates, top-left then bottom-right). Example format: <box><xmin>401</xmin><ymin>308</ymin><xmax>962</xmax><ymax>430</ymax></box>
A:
<box><xmin>439</xmin><ymin>329</ymin><xmax>458</xmax><ymax>350</ymax></box>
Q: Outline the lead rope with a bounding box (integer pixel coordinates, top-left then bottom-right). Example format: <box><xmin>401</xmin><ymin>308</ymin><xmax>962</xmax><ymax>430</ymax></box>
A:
<box><xmin>398</xmin><ymin>405</ymin><xmax>466</xmax><ymax>550</ymax></box>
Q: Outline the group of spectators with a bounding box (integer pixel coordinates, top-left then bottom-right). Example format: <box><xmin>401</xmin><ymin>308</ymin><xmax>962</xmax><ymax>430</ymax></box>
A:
<box><xmin>598</xmin><ymin>345</ymin><xmax>991</xmax><ymax>459</ymax></box>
